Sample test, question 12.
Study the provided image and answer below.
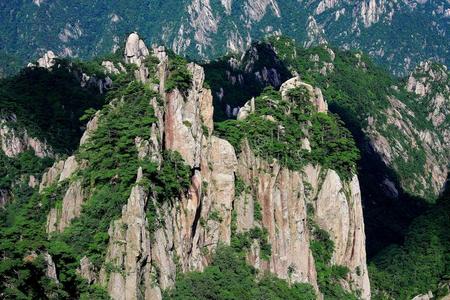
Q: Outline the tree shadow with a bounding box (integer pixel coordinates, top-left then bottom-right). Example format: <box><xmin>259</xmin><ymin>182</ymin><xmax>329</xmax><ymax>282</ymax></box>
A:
<box><xmin>203</xmin><ymin>44</ymin><xmax>435</xmax><ymax>259</ymax></box>
<box><xmin>333</xmin><ymin>109</ymin><xmax>432</xmax><ymax>258</ymax></box>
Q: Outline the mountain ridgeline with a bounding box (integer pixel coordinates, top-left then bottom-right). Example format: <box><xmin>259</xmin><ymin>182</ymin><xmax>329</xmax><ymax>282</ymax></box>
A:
<box><xmin>0</xmin><ymin>0</ymin><xmax>449</xmax><ymax>77</ymax></box>
<box><xmin>0</xmin><ymin>31</ymin><xmax>448</xmax><ymax>300</ymax></box>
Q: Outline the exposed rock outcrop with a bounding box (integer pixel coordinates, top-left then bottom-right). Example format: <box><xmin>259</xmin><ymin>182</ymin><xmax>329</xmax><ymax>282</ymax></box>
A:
<box><xmin>0</xmin><ymin>116</ymin><xmax>53</xmax><ymax>158</ymax></box>
<box><xmin>236</xmin><ymin>140</ymin><xmax>370</xmax><ymax>298</ymax></box>
<box><xmin>0</xmin><ymin>189</ymin><xmax>10</xmax><ymax>208</ymax></box>
<box><xmin>36</xmin><ymin>51</ymin><xmax>57</xmax><ymax>69</ymax></box>
<box><xmin>314</xmin><ymin>171</ymin><xmax>370</xmax><ymax>298</ymax></box>
<box><xmin>47</xmin><ymin>179</ymin><xmax>85</xmax><ymax>233</ymax></box>
<box><xmin>237</xmin><ymin>97</ymin><xmax>255</xmax><ymax>120</ymax></box>
<box><xmin>80</xmin><ymin>111</ymin><xmax>100</xmax><ymax>146</ymax></box>
<box><xmin>100</xmin><ymin>180</ymin><xmax>152</xmax><ymax>300</ymax></box>
<box><xmin>280</xmin><ymin>76</ymin><xmax>328</xmax><ymax>113</ymax></box>
<box><xmin>40</xmin><ymin>155</ymin><xmax>80</xmax><ymax>191</ymax></box>
<box><xmin>125</xmin><ymin>33</ymin><xmax>150</xmax><ymax>66</ymax></box>
<box><xmin>79</xmin><ymin>256</ymin><xmax>97</xmax><ymax>284</ymax></box>
<box><xmin>366</xmin><ymin>61</ymin><xmax>449</xmax><ymax>199</ymax></box>
<box><xmin>44</xmin><ymin>252</ymin><xmax>59</xmax><ymax>283</ymax></box>
<box><xmin>42</xmin><ymin>34</ymin><xmax>370</xmax><ymax>300</ymax></box>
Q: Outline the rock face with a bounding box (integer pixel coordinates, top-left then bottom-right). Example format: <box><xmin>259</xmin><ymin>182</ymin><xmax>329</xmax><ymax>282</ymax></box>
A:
<box><xmin>36</xmin><ymin>51</ymin><xmax>57</xmax><ymax>69</ymax></box>
<box><xmin>315</xmin><ymin>171</ymin><xmax>370</xmax><ymax>298</ymax></box>
<box><xmin>0</xmin><ymin>115</ymin><xmax>53</xmax><ymax>158</ymax></box>
<box><xmin>80</xmin><ymin>112</ymin><xmax>100</xmax><ymax>146</ymax></box>
<box><xmin>367</xmin><ymin>61</ymin><xmax>449</xmax><ymax>200</ymax></box>
<box><xmin>0</xmin><ymin>189</ymin><xmax>10</xmax><ymax>208</ymax></box>
<box><xmin>40</xmin><ymin>155</ymin><xmax>80</xmax><ymax>192</ymax></box>
<box><xmin>5</xmin><ymin>0</ymin><xmax>449</xmax><ymax>77</ymax></box>
<box><xmin>37</xmin><ymin>33</ymin><xmax>369</xmax><ymax>299</ymax></box>
<box><xmin>236</xmin><ymin>140</ymin><xmax>370</xmax><ymax>298</ymax></box>
<box><xmin>100</xmin><ymin>182</ymin><xmax>152</xmax><ymax>300</ymax></box>
<box><xmin>93</xmin><ymin>34</ymin><xmax>370</xmax><ymax>299</ymax></box>
<box><xmin>280</xmin><ymin>77</ymin><xmax>328</xmax><ymax>113</ymax></box>
<box><xmin>47</xmin><ymin>179</ymin><xmax>85</xmax><ymax>233</ymax></box>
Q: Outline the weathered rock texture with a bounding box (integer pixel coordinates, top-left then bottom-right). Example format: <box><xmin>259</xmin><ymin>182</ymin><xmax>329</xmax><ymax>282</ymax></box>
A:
<box><xmin>280</xmin><ymin>76</ymin><xmax>328</xmax><ymax>113</ymax></box>
<box><xmin>235</xmin><ymin>138</ymin><xmax>370</xmax><ymax>298</ymax></box>
<box><xmin>366</xmin><ymin>61</ymin><xmax>449</xmax><ymax>200</ymax></box>
<box><xmin>0</xmin><ymin>115</ymin><xmax>53</xmax><ymax>158</ymax></box>
<box><xmin>36</xmin><ymin>33</ymin><xmax>369</xmax><ymax>299</ymax></box>
<box><xmin>47</xmin><ymin>179</ymin><xmax>85</xmax><ymax>233</ymax></box>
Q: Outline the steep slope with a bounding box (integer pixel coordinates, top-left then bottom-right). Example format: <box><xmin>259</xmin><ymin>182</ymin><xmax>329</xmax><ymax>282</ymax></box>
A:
<box><xmin>203</xmin><ymin>37</ymin><xmax>449</xmax><ymax>256</ymax></box>
<box><xmin>0</xmin><ymin>55</ymin><xmax>109</xmax><ymax>208</ymax></box>
<box><xmin>0</xmin><ymin>0</ymin><xmax>448</xmax><ymax>76</ymax></box>
<box><xmin>369</xmin><ymin>179</ymin><xmax>450</xmax><ymax>299</ymax></box>
<box><xmin>0</xmin><ymin>33</ymin><xmax>370</xmax><ymax>299</ymax></box>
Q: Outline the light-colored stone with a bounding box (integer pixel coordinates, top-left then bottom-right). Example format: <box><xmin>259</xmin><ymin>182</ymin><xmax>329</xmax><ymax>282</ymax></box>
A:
<box><xmin>237</xmin><ymin>97</ymin><xmax>255</xmax><ymax>120</ymax></box>
<box><xmin>36</xmin><ymin>51</ymin><xmax>57</xmax><ymax>69</ymax></box>
<box><xmin>0</xmin><ymin>189</ymin><xmax>10</xmax><ymax>208</ymax></box>
<box><xmin>79</xmin><ymin>256</ymin><xmax>97</xmax><ymax>284</ymax></box>
<box><xmin>59</xmin><ymin>156</ymin><xmax>79</xmax><ymax>182</ymax></box>
<box><xmin>280</xmin><ymin>77</ymin><xmax>328</xmax><ymax>113</ymax></box>
<box><xmin>80</xmin><ymin>111</ymin><xmax>100</xmax><ymax>146</ymax></box>
<box><xmin>40</xmin><ymin>160</ymin><xmax>65</xmax><ymax>192</ymax></box>
<box><xmin>44</xmin><ymin>252</ymin><xmax>59</xmax><ymax>283</ymax></box>
<box><xmin>412</xmin><ymin>291</ymin><xmax>434</xmax><ymax>300</ymax></box>
<box><xmin>315</xmin><ymin>171</ymin><xmax>370</xmax><ymax>299</ymax></box>
<box><xmin>101</xmin><ymin>175</ymin><xmax>151</xmax><ymax>300</ymax></box>
<box><xmin>47</xmin><ymin>180</ymin><xmax>84</xmax><ymax>234</ymax></box>
<box><xmin>1</xmin><ymin>117</ymin><xmax>53</xmax><ymax>159</ymax></box>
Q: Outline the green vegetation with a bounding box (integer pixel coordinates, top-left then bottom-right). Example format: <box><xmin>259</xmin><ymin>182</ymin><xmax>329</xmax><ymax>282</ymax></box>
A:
<box><xmin>0</xmin><ymin>61</ymin><xmax>105</xmax><ymax>153</ymax></box>
<box><xmin>307</xmin><ymin>207</ymin><xmax>358</xmax><ymax>299</ymax></box>
<box><xmin>268</xmin><ymin>35</ymin><xmax>446</xmax><ymax>200</ymax></box>
<box><xmin>0</xmin><ymin>181</ymin><xmax>108</xmax><ymax>299</ymax></box>
<box><xmin>0</xmin><ymin>150</ymin><xmax>53</xmax><ymax>190</ymax></box>
<box><xmin>204</xmin><ymin>43</ymin><xmax>291</xmax><ymax>121</ymax></box>
<box><xmin>215</xmin><ymin>86</ymin><xmax>359</xmax><ymax>179</ymax></box>
<box><xmin>165</xmin><ymin>54</ymin><xmax>192</xmax><ymax>93</ymax></box>
<box><xmin>0</xmin><ymin>52</ymin><xmax>195</xmax><ymax>296</ymax></box>
<box><xmin>153</xmin><ymin>151</ymin><xmax>192</xmax><ymax>202</ymax></box>
<box><xmin>369</xmin><ymin>189</ymin><xmax>450</xmax><ymax>300</ymax></box>
<box><xmin>53</xmin><ymin>80</ymin><xmax>158</xmax><ymax>266</ymax></box>
<box><xmin>164</xmin><ymin>245</ymin><xmax>316</xmax><ymax>300</ymax></box>
<box><xmin>231</xmin><ymin>227</ymin><xmax>272</xmax><ymax>261</ymax></box>
<box><xmin>145</xmin><ymin>150</ymin><xmax>192</xmax><ymax>236</ymax></box>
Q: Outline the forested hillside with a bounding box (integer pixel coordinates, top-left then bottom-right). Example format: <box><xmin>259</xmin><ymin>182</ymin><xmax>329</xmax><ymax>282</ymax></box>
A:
<box><xmin>0</xmin><ymin>31</ymin><xmax>448</xmax><ymax>300</ymax></box>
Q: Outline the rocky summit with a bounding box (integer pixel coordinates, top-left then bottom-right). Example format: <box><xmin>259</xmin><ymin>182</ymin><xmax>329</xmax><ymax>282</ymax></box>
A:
<box><xmin>0</xmin><ymin>4</ymin><xmax>449</xmax><ymax>300</ymax></box>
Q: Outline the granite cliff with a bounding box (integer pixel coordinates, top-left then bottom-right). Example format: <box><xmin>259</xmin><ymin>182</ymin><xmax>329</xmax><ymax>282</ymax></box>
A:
<box><xmin>10</xmin><ymin>33</ymin><xmax>370</xmax><ymax>299</ymax></box>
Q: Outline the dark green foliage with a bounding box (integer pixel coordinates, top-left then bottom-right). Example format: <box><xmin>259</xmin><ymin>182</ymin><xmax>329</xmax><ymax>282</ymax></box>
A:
<box><xmin>0</xmin><ymin>77</ymin><xmax>157</xmax><ymax>298</ymax></box>
<box><xmin>369</xmin><ymin>190</ymin><xmax>450</xmax><ymax>300</ymax></box>
<box><xmin>0</xmin><ymin>52</ymin><xmax>193</xmax><ymax>298</ymax></box>
<box><xmin>154</xmin><ymin>151</ymin><xmax>192</xmax><ymax>203</ymax></box>
<box><xmin>234</xmin><ymin>175</ymin><xmax>246</xmax><ymax>197</ymax></box>
<box><xmin>231</xmin><ymin>227</ymin><xmax>272</xmax><ymax>261</ymax></box>
<box><xmin>253</xmin><ymin>201</ymin><xmax>262</xmax><ymax>222</ymax></box>
<box><xmin>268</xmin><ymin>36</ymin><xmax>442</xmax><ymax>197</ymax></box>
<box><xmin>0</xmin><ymin>150</ymin><xmax>53</xmax><ymax>190</ymax></box>
<box><xmin>0</xmin><ymin>181</ymin><xmax>109</xmax><ymax>299</ymax></box>
<box><xmin>0</xmin><ymin>62</ymin><xmax>105</xmax><ymax>153</ymax></box>
<box><xmin>0</xmin><ymin>0</ymin><xmax>448</xmax><ymax>78</ymax></box>
<box><xmin>204</xmin><ymin>42</ymin><xmax>291</xmax><ymax>120</ymax></box>
<box><xmin>165</xmin><ymin>55</ymin><xmax>192</xmax><ymax>93</ymax></box>
<box><xmin>310</xmin><ymin>113</ymin><xmax>360</xmax><ymax>179</ymax></box>
<box><xmin>209</xmin><ymin>210</ymin><xmax>223</xmax><ymax>222</ymax></box>
<box><xmin>215</xmin><ymin>86</ymin><xmax>359</xmax><ymax>179</ymax></box>
<box><xmin>308</xmin><ymin>217</ymin><xmax>357</xmax><ymax>299</ymax></box>
<box><xmin>164</xmin><ymin>245</ymin><xmax>316</xmax><ymax>300</ymax></box>
<box><xmin>53</xmin><ymin>80</ymin><xmax>157</xmax><ymax>267</ymax></box>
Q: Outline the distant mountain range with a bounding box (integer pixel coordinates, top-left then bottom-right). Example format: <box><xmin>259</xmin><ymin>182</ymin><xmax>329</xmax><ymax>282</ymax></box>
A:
<box><xmin>1</xmin><ymin>0</ymin><xmax>449</xmax><ymax>76</ymax></box>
